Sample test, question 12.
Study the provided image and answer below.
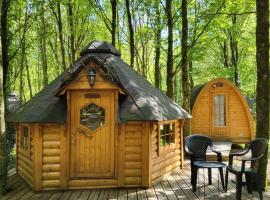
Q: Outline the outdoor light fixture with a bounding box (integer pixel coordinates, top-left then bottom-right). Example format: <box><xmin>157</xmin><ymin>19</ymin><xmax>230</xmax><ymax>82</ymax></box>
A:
<box><xmin>212</xmin><ymin>83</ymin><xmax>223</xmax><ymax>88</ymax></box>
<box><xmin>87</xmin><ymin>68</ymin><xmax>96</xmax><ymax>87</ymax></box>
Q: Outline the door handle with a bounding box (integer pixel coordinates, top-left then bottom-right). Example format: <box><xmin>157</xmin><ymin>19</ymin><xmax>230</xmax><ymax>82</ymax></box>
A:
<box><xmin>71</xmin><ymin>132</ymin><xmax>76</xmax><ymax>144</ymax></box>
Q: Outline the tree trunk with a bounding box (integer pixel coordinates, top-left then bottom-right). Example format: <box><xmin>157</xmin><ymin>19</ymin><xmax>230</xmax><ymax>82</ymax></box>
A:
<box><xmin>0</xmin><ymin>0</ymin><xmax>8</xmax><ymax>193</ymax></box>
<box><xmin>25</xmin><ymin>55</ymin><xmax>32</xmax><ymax>98</ymax></box>
<box><xmin>220</xmin><ymin>40</ymin><xmax>229</xmax><ymax>68</ymax></box>
<box><xmin>67</xmin><ymin>0</ymin><xmax>75</xmax><ymax>63</ymax></box>
<box><xmin>125</xmin><ymin>0</ymin><xmax>134</xmax><ymax>68</ymax></box>
<box><xmin>19</xmin><ymin>41</ymin><xmax>25</xmax><ymax>102</ymax></box>
<box><xmin>229</xmin><ymin>14</ymin><xmax>240</xmax><ymax>87</ymax></box>
<box><xmin>111</xmin><ymin>0</ymin><xmax>117</xmax><ymax>47</ymax></box>
<box><xmin>181</xmin><ymin>0</ymin><xmax>191</xmax><ymax>136</ymax></box>
<box><xmin>189</xmin><ymin>61</ymin><xmax>194</xmax><ymax>89</ymax></box>
<box><xmin>165</xmin><ymin>0</ymin><xmax>174</xmax><ymax>99</ymax></box>
<box><xmin>40</xmin><ymin>3</ymin><xmax>48</xmax><ymax>86</ymax></box>
<box><xmin>256</xmin><ymin>0</ymin><xmax>269</xmax><ymax>190</ymax></box>
<box><xmin>154</xmin><ymin>0</ymin><xmax>161</xmax><ymax>89</ymax></box>
<box><xmin>1</xmin><ymin>0</ymin><xmax>8</xmax><ymax>95</ymax></box>
<box><xmin>57</xmin><ymin>2</ymin><xmax>66</xmax><ymax>71</ymax></box>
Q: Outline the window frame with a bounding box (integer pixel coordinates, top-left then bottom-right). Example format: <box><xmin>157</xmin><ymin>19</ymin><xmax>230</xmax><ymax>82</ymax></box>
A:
<box><xmin>157</xmin><ymin>120</ymin><xmax>177</xmax><ymax>156</ymax></box>
<box><xmin>19</xmin><ymin>124</ymin><xmax>31</xmax><ymax>157</ymax></box>
<box><xmin>213</xmin><ymin>94</ymin><xmax>227</xmax><ymax>128</ymax></box>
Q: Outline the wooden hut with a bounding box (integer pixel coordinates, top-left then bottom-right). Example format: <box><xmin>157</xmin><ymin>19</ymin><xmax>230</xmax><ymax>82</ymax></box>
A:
<box><xmin>190</xmin><ymin>78</ymin><xmax>254</xmax><ymax>144</ymax></box>
<box><xmin>8</xmin><ymin>41</ymin><xmax>191</xmax><ymax>191</ymax></box>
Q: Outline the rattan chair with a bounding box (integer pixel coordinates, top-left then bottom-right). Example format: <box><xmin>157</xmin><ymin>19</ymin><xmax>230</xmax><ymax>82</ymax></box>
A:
<box><xmin>225</xmin><ymin>138</ymin><xmax>268</xmax><ymax>200</ymax></box>
<box><xmin>185</xmin><ymin>134</ymin><xmax>224</xmax><ymax>192</ymax></box>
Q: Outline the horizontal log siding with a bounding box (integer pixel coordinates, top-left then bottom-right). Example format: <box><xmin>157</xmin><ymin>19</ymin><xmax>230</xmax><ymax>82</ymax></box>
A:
<box><xmin>41</xmin><ymin>124</ymin><xmax>62</xmax><ymax>189</ymax></box>
<box><xmin>17</xmin><ymin>124</ymin><xmax>34</xmax><ymax>187</ymax></box>
<box><xmin>124</xmin><ymin>122</ymin><xmax>143</xmax><ymax>186</ymax></box>
<box><xmin>151</xmin><ymin>120</ymin><xmax>183</xmax><ymax>182</ymax></box>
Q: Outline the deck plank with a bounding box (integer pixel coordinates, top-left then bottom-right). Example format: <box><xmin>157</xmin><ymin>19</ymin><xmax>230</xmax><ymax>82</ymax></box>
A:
<box><xmin>2</xmin><ymin>161</ymin><xmax>269</xmax><ymax>200</ymax></box>
<box><xmin>136</xmin><ymin>189</ymin><xmax>147</xmax><ymax>200</ymax></box>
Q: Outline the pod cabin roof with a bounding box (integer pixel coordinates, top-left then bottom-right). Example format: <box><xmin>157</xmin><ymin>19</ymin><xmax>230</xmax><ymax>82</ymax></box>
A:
<box><xmin>8</xmin><ymin>40</ymin><xmax>191</xmax><ymax>123</ymax></box>
<box><xmin>190</xmin><ymin>79</ymin><xmax>254</xmax><ymax>113</ymax></box>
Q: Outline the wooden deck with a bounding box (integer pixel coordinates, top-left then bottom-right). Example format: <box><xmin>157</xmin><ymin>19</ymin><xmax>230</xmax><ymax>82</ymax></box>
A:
<box><xmin>1</xmin><ymin>162</ymin><xmax>269</xmax><ymax>200</ymax></box>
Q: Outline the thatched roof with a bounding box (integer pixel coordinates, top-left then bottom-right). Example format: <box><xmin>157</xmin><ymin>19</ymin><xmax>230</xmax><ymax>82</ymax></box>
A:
<box><xmin>8</xmin><ymin>40</ymin><xmax>191</xmax><ymax>123</ymax></box>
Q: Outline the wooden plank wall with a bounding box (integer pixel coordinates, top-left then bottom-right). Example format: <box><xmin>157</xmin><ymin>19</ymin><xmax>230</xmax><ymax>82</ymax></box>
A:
<box><xmin>17</xmin><ymin>124</ymin><xmax>34</xmax><ymax>187</ymax></box>
<box><xmin>124</xmin><ymin>122</ymin><xmax>143</xmax><ymax>186</ymax></box>
<box><xmin>41</xmin><ymin>124</ymin><xmax>63</xmax><ymax>190</ymax></box>
<box><xmin>118</xmin><ymin>122</ymin><xmax>144</xmax><ymax>187</ymax></box>
<box><xmin>151</xmin><ymin>120</ymin><xmax>183</xmax><ymax>183</ymax></box>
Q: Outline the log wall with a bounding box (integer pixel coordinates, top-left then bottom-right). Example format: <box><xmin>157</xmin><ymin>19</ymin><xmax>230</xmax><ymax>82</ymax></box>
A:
<box><xmin>17</xmin><ymin>120</ymin><xmax>183</xmax><ymax>190</ymax></box>
<box><xmin>41</xmin><ymin>124</ymin><xmax>64</xmax><ymax>190</ymax></box>
<box><xmin>151</xmin><ymin>120</ymin><xmax>184</xmax><ymax>182</ymax></box>
<box><xmin>118</xmin><ymin>122</ymin><xmax>145</xmax><ymax>187</ymax></box>
<box><xmin>17</xmin><ymin>124</ymin><xmax>34</xmax><ymax>187</ymax></box>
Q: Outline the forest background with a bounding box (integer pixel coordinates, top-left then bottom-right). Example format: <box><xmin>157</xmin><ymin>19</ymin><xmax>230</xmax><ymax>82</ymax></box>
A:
<box><xmin>4</xmin><ymin>0</ymin><xmax>256</xmax><ymax>104</ymax></box>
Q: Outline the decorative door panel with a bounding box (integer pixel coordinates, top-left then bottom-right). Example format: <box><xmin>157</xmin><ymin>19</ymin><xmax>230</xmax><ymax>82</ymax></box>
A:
<box><xmin>70</xmin><ymin>91</ymin><xmax>115</xmax><ymax>178</ymax></box>
<box><xmin>211</xmin><ymin>93</ymin><xmax>229</xmax><ymax>138</ymax></box>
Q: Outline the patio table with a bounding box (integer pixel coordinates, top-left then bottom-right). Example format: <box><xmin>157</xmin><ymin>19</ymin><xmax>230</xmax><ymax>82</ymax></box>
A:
<box><xmin>194</xmin><ymin>161</ymin><xmax>226</xmax><ymax>198</ymax></box>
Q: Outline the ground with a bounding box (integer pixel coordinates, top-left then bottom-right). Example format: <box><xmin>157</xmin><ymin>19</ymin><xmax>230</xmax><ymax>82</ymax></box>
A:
<box><xmin>1</xmin><ymin>161</ymin><xmax>270</xmax><ymax>200</ymax></box>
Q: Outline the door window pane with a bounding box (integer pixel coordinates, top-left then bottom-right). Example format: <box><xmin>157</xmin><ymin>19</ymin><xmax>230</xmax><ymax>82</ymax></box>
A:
<box><xmin>80</xmin><ymin>103</ymin><xmax>105</xmax><ymax>131</ymax></box>
<box><xmin>214</xmin><ymin>95</ymin><xmax>226</xmax><ymax>126</ymax></box>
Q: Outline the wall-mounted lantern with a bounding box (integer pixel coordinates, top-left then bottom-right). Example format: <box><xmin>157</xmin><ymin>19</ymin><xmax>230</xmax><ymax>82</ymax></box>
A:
<box><xmin>87</xmin><ymin>68</ymin><xmax>96</xmax><ymax>87</ymax></box>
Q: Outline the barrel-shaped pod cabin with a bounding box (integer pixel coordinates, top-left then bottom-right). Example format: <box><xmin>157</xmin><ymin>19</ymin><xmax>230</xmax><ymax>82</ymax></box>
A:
<box><xmin>190</xmin><ymin>78</ymin><xmax>254</xmax><ymax>143</ymax></box>
<box><xmin>9</xmin><ymin>40</ymin><xmax>191</xmax><ymax>191</ymax></box>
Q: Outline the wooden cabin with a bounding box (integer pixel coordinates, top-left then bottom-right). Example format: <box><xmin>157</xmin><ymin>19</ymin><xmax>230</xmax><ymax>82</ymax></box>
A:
<box><xmin>190</xmin><ymin>78</ymin><xmax>254</xmax><ymax>144</ymax></box>
<box><xmin>8</xmin><ymin>41</ymin><xmax>191</xmax><ymax>191</ymax></box>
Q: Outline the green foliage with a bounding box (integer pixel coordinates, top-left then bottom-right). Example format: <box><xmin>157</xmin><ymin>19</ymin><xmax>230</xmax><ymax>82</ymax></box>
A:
<box><xmin>5</xmin><ymin>0</ymin><xmax>257</xmax><ymax>101</ymax></box>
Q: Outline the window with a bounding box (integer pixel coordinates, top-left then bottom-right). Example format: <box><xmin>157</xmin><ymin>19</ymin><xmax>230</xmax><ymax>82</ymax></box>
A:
<box><xmin>80</xmin><ymin>103</ymin><xmax>105</xmax><ymax>131</ymax></box>
<box><xmin>159</xmin><ymin>122</ymin><xmax>176</xmax><ymax>147</ymax></box>
<box><xmin>214</xmin><ymin>95</ymin><xmax>226</xmax><ymax>126</ymax></box>
<box><xmin>20</xmin><ymin>125</ymin><xmax>30</xmax><ymax>156</ymax></box>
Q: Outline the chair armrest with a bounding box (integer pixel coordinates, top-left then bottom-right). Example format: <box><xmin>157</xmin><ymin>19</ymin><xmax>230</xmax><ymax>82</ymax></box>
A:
<box><xmin>236</xmin><ymin>155</ymin><xmax>263</xmax><ymax>162</ymax></box>
<box><xmin>210</xmin><ymin>146</ymin><xmax>222</xmax><ymax>162</ymax></box>
<box><xmin>228</xmin><ymin>148</ymin><xmax>249</xmax><ymax>165</ymax></box>
<box><xmin>184</xmin><ymin>146</ymin><xmax>193</xmax><ymax>156</ymax></box>
<box><xmin>229</xmin><ymin>148</ymin><xmax>249</xmax><ymax>157</ymax></box>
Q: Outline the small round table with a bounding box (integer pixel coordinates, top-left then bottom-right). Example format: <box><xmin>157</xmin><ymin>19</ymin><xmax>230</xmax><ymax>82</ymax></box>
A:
<box><xmin>193</xmin><ymin>161</ymin><xmax>226</xmax><ymax>198</ymax></box>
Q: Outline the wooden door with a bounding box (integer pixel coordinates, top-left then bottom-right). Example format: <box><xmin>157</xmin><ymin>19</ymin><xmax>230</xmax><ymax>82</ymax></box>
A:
<box><xmin>70</xmin><ymin>91</ymin><xmax>116</xmax><ymax>178</ymax></box>
<box><xmin>211</xmin><ymin>93</ymin><xmax>229</xmax><ymax>138</ymax></box>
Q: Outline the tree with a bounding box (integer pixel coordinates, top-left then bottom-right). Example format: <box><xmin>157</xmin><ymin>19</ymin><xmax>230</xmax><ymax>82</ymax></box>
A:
<box><xmin>181</xmin><ymin>0</ymin><xmax>190</xmax><ymax>136</ymax></box>
<box><xmin>125</xmin><ymin>0</ymin><xmax>134</xmax><ymax>68</ymax></box>
<box><xmin>154</xmin><ymin>0</ymin><xmax>161</xmax><ymax>89</ymax></box>
<box><xmin>165</xmin><ymin>0</ymin><xmax>173</xmax><ymax>99</ymax></box>
<box><xmin>111</xmin><ymin>0</ymin><xmax>117</xmax><ymax>46</ymax></box>
<box><xmin>256</xmin><ymin>0</ymin><xmax>269</xmax><ymax>190</ymax></box>
<box><xmin>0</xmin><ymin>0</ymin><xmax>8</xmax><ymax>194</ymax></box>
<box><xmin>67</xmin><ymin>0</ymin><xmax>75</xmax><ymax>63</ymax></box>
<box><xmin>39</xmin><ymin>1</ymin><xmax>48</xmax><ymax>86</ymax></box>
<box><xmin>50</xmin><ymin>1</ymin><xmax>67</xmax><ymax>71</ymax></box>
<box><xmin>93</xmin><ymin>0</ymin><xmax>118</xmax><ymax>46</ymax></box>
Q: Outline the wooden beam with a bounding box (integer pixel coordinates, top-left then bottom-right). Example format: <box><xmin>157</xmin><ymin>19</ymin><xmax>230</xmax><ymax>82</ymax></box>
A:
<box><xmin>180</xmin><ymin>120</ymin><xmax>184</xmax><ymax>169</ymax></box>
<box><xmin>142</xmin><ymin>122</ymin><xmax>152</xmax><ymax>187</ymax></box>
<box><xmin>60</xmin><ymin>124</ymin><xmax>67</xmax><ymax>190</ymax></box>
<box><xmin>118</xmin><ymin>124</ymin><xmax>125</xmax><ymax>186</ymax></box>
<box><xmin>33</xmin><ymin>124</ymin><xmax>42</xmax><ymax>191</ymax></box>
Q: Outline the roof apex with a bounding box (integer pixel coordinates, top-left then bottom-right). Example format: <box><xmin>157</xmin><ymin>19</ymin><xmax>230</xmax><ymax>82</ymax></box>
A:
<box><xmin>80</xmin><ymin>40</ymin><xmax>121</xmax><ymax>56</ymax></box>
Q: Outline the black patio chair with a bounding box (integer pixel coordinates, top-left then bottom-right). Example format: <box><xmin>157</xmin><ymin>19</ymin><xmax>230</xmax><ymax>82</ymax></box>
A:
<box><xmin>225</xmin><ymin>138</ymin><xmax>268</xmax><ymax>200</ymax></box>
<box><xmin>185</xmin><ymin>134</ymin><xmax>224</xmax><ymax>192</ymax></box>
